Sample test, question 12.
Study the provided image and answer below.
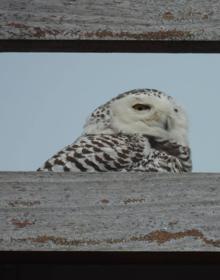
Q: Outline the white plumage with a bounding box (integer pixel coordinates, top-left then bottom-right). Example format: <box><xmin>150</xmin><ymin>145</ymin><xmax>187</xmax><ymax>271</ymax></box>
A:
<box><xmin>38</xmin><ymin>89</ymin><xmax>192</xmax><ymax>172</ymax></box>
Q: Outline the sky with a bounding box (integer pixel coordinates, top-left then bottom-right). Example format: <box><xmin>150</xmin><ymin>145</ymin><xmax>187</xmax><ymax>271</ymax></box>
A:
<box><xmin>0</xmin><ymin>53</ymin><xmax>219</xmax><ymax>172</ymax></box>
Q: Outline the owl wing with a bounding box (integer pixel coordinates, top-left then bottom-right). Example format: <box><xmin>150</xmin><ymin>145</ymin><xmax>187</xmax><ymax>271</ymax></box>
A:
<box><xmin>37</xmin><ymin>134</ymin><xmax>148</xmax><ymax>172</ymax></box>
<box><xmin>38</xmin><ymin>134</ymin><xmax>191</xmax><ymax>173</ymax></box>
<box><xmin>146</xmin><ymin>136</ymin><xmax>192</xmax><ymax>172</ymax></box>
<box><xmin>133</xmin><ymin>149</ymin><xmax>184</xmax><ymax>172</ymax></box>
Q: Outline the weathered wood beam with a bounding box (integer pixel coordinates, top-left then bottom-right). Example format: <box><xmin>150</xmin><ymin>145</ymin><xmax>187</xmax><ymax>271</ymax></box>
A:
<box><xmin>0</xmin><ymin>172</ymin><xmax>220</xmax><ymax>251</ymax></box>
<box><xmin>1</xmin><ymin>0</ymin><xmax>220</xmax><ymax>41</ymax></box>
<box><xmin>1</xmin><ymin>0</ymin><xmax>220</xmax><ymax>52</ymax></box>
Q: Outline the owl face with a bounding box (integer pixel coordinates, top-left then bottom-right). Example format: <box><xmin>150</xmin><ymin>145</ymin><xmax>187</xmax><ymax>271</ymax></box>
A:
<box><xmin>84</xmin><ymin>89</ymin><xmax>189</xmax><ymax>146</ymax></box>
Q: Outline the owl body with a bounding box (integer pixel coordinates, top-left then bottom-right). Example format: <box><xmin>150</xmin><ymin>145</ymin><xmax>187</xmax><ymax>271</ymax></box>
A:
<box><xmin>38</xmin><ymin>89</ymin><xmax>192</xmax><ymax>173</ymax></box>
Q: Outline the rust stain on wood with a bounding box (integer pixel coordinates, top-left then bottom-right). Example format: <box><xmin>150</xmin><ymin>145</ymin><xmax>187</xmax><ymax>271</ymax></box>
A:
<box><xmin>124</xmin><ymin>198</ymin><xmax>145</xmax><ymax>205</ymax></box>
<box><xmin>18</xmin><ymin>229</ymin><xmax>220</xmax><ymax>248</ymax></box>
<box><xmin>7</xmin><ymin>22</ymin><xmax>60</xmax><ymax>38</ymax></box>
<box><xmin>83</xmin><ymin>29</ymin><xmax>193</xmax><ymax>40</ymax></box>
<box><xmin>8</xmin><ymin>22</ymin><xmax>29</xmax><ymax>29</ymax></box>
<box><xmin>100</xmin><ymin>199</ymin><xmax>110</xmax><ymax>204</ymax></box>
<box><xmin>202</xmin><ymin>14</ymin><xmax>209</xmax><ymax>20</ymax></box>
<box><xmin>11</xmin><ymin>218</ymin><xmax>35</xmax><ymax>229</ymax></box>
<box><xmin>6</xmin><ymin>22</ymin><xmax>193</xmax><ymax>40</ymax></box>
<box><xmin>161</xmin><ymin>8</ymin><xmax>211</xmax><ymax>22</ymax></box>
<box><xmin>162</xmin><ymin>12</ymin><xmax>175</xmax><ymax>21</ymax></box>
<box><xmin>132</xmin><ymin>229</ymin><xmax>220</xmax><ymax>247</ymax></box>
<box><xmin>8</xmin><ymin>200</ymin><xmax>41</xmax><ymax>207</ymax></box>
<box><xmin>183</xmin><ymin>9</ymin><xmax>212</xmax><ymax>20</ymax></box>
<box><xmin>168</xmin><ymin>220</ymin><xmax>178</xmax><ymax>227</ymax></box>
<box><xmin>29</xmin><ymin>235</ymin><xmax>101</xmax><ymax>246</ymax></box>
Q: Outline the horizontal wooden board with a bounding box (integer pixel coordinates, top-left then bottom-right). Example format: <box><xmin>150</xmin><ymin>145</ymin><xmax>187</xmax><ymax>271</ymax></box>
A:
<box><xmin>0</xmin><ymin>172</ymin><xmax>220</xmax><ymax>251</ymax></box>
<box><xmin>0</xmin><ymin>0</ymin><xmax>220</xmax><ymax>41</ymax></box>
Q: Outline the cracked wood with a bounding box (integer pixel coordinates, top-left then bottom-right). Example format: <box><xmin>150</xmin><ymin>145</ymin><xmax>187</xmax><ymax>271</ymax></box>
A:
<box><xmin>0</xmin><ymin>0</ymin><xmax>220</xmax><ymax>40</ymax></box>
<box><xmin>0</xmin><ymin>172</ymin><xmax>220</xmax><ymax>251</ymax></box>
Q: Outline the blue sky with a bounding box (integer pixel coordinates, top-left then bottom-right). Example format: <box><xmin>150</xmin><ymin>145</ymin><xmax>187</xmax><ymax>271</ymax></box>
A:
<box><xmin>0</xmin><ymin>53</ymin><xmax>219</xmax><ymax>172</ymax></box>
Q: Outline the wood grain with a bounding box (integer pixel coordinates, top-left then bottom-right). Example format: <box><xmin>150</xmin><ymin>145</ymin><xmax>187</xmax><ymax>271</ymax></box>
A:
<box><xmin>0</xmin><ymin>172</ymin><xmax>220</xmax><ymax>251</ymax></box>
<box><xmin>0</xmin><ymin>0</ymin><xmax>220</xmax><ymax>40</ymax></box>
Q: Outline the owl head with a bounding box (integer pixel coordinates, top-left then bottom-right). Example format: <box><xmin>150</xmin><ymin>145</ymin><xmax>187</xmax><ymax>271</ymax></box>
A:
<box><xmin>83</xmin><ymin>89</ymin><xmax>189</xmax><ymax>146</ymax></box>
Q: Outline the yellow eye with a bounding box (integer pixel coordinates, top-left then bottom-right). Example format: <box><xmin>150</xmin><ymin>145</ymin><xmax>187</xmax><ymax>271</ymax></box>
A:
<box><xmin>132</xmin><ymin>104</ymin><xmax>151</xmax><ymax>111</ymax></box>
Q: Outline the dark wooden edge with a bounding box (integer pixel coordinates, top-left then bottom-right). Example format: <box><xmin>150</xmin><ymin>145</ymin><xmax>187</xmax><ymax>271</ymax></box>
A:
<box><xmin>0</xmin><ymin>40</ymin><xmax>220</xmax><ymax>53</ymax></box>
<box><xmin>0</xmin><ymin>252</ymin><xmax>219</xmax><ymax>265</ymax></box>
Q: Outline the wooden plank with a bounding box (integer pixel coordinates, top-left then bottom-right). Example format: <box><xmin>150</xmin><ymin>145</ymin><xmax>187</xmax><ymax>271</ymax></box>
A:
<box><xmin>0</xmin><ymin>172</ymin><xmax>220</xmax><ymax>251</ymax></box>
<box><xmin>0</xmin><ymin>0</ymin><xmax>220</xmax><ymax>41</ymax></box>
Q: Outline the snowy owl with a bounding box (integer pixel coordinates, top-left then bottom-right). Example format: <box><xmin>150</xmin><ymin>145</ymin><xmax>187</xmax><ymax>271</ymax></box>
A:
<box><xmin>38</xmin><ymin>89</ymin><xmax>192</xmax><ymax>172</ymax></box>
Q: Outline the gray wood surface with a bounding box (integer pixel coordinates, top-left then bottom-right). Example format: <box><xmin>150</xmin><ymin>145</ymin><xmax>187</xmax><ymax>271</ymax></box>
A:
<box><xmin>0</xmin><ymin>172</ymin><xmax>220</xmax><ymax>251</ymax></box>
<box><xmin>0</xmin><ymin>0</ymin><xmax>220</xmax><ymax>40</ymax></box>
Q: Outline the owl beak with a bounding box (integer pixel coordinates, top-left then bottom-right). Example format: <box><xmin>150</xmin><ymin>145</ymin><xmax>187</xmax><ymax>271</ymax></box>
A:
<box><xmin>164</xmin><ymin>116</ymin><xmax>173</xmax><ymax>131</ymax></box>
<box><xmin>164</xmin><ymin>119</ymin><xmax>169</xmax><ymax>131</ymax></box>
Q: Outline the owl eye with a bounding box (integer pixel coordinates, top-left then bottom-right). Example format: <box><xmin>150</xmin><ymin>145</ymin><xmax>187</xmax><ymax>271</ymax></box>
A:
<box><xmin>132</xmin><ymin>104</ymin><xmax>151</xmax><ymax>111</ymax></box>
<box><xmin>174</xmin><ymin>108</ymin><xmax>178</xmax><ymax>112</ymax></box>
